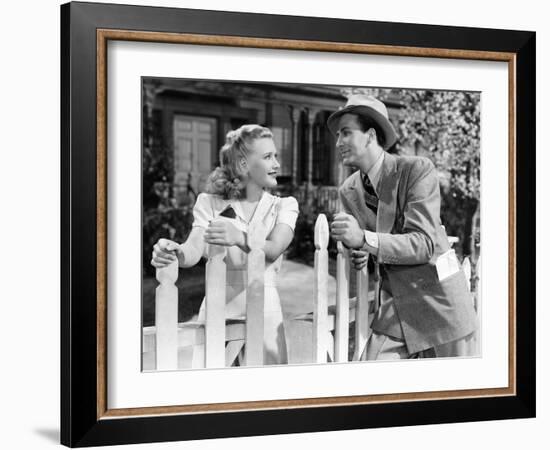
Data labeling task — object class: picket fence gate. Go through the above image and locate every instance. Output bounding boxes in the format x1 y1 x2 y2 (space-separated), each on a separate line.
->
142 214 480 370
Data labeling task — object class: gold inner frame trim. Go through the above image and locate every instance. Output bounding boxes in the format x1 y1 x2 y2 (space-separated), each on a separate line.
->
96 29 517 420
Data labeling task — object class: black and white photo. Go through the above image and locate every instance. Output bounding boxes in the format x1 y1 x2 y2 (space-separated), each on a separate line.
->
141 78 481 370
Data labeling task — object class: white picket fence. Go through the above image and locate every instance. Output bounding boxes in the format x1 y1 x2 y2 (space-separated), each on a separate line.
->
143 215 480 370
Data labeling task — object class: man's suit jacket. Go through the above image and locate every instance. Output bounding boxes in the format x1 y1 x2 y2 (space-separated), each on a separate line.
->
339 153 478 353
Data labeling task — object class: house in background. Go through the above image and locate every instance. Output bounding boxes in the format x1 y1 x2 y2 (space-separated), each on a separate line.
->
142 78 404 215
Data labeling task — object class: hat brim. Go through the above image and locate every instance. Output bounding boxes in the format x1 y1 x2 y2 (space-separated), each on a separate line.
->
327 105 397 150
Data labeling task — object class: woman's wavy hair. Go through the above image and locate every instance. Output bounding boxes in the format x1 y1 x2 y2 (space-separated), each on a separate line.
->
205 124 273 199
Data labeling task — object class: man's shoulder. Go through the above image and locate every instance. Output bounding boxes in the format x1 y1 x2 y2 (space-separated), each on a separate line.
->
394 154 434 168
394 154 435 176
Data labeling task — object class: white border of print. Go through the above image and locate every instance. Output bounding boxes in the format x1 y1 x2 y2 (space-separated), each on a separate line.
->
107 40 508 409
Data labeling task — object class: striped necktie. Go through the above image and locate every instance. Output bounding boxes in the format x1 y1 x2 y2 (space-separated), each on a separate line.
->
361 172 378 215
361 171 381 305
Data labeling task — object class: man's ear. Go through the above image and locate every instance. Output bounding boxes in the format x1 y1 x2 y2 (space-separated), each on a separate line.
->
367 128 377 142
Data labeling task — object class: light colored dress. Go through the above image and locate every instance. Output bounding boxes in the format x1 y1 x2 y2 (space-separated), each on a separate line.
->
191 191 299 366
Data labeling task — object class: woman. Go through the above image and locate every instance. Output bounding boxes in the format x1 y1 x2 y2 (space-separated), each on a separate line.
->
151 124 299 365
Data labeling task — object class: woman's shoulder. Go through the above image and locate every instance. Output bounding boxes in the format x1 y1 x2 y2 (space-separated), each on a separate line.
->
194 192 231 214
266 193 298 216
277 195 299 211
192 192 235 228
195 192 226 204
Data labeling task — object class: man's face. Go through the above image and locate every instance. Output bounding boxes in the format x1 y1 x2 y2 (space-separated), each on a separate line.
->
335 113 370 167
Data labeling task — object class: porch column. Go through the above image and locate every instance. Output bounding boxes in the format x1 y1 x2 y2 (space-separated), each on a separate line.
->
221 119 232 149
306 108 319 188
289 106 301 186
143 81 161 151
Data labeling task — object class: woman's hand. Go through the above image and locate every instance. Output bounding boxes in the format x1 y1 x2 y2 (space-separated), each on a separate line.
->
151 238 183 268
204 219 245 248
350 248 369 271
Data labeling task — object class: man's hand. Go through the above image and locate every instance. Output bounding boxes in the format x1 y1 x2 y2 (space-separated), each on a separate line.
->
330 212 365 249
204 219 245 247
350 248 369 270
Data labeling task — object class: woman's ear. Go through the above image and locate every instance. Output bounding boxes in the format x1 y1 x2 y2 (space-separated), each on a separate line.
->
239 158 248 172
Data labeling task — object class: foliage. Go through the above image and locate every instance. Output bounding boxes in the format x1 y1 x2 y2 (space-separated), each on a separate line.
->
397 89 480 257
142 102 196 274
142 183 195 276
396 90 480 201
143 107 172 210
342 87 481 256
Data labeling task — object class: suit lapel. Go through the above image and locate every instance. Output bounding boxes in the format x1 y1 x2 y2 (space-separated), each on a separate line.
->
376 153 399 233
341 172 376 230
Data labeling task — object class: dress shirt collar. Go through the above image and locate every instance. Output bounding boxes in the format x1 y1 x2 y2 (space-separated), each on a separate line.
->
364 151 384 196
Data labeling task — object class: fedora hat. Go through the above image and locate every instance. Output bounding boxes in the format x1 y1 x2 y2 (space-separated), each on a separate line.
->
327 94 397 150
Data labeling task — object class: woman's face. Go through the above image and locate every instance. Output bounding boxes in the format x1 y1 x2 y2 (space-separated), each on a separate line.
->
245 137 280 189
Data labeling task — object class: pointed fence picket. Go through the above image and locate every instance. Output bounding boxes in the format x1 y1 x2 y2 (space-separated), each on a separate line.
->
146 215 481 370
334 241 350 362
354 266 370 361
154 261 179 370
313 214 329 363
472 254 481 355
463 256 472 292
245 223 267 366
204 244 227 368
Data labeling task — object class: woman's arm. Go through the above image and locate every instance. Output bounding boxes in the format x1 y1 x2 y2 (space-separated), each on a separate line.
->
204 220 294 263
177 226 206 268
261 223 295 263
234 223 294 263
205 196 298 263
151 227 206 269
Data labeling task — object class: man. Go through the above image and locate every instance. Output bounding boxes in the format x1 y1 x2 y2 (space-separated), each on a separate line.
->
328 94 477 359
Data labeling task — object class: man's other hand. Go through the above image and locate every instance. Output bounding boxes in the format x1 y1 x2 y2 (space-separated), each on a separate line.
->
330 212 365 249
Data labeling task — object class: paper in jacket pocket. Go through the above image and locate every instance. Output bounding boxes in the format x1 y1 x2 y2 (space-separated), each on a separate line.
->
435 249 461 281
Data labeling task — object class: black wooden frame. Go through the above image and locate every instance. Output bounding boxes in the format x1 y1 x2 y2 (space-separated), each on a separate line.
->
61 1 535 447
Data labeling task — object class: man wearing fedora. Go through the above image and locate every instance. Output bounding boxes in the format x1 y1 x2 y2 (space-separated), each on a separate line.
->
328 94 478 359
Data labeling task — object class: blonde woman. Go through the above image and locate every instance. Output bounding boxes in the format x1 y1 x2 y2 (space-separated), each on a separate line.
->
152 124 299 365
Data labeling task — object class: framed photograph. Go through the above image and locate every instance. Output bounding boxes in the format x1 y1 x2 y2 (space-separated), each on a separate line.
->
61 1 535 447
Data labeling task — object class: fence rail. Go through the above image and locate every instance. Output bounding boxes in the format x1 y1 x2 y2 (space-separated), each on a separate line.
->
145 214 480 370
